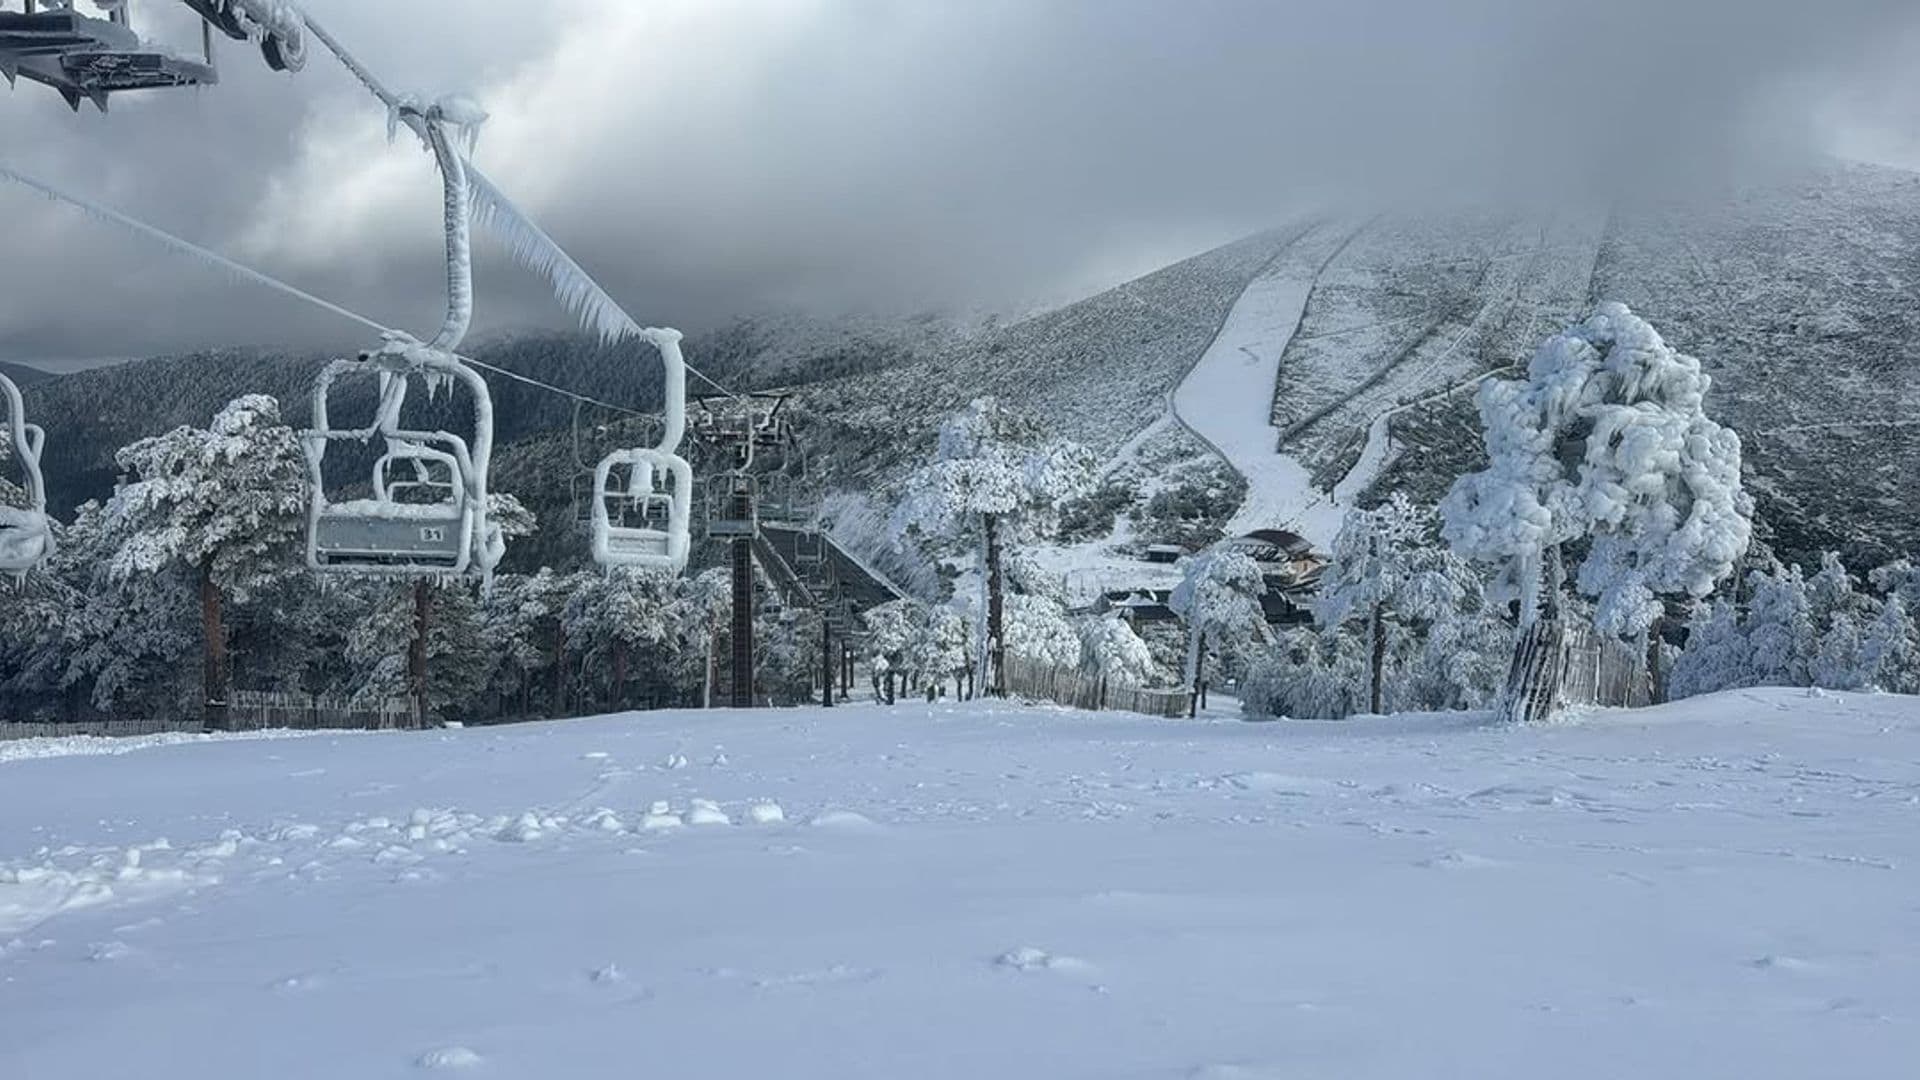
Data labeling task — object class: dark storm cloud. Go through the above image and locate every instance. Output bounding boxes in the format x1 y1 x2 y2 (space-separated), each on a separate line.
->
1 0 1916 362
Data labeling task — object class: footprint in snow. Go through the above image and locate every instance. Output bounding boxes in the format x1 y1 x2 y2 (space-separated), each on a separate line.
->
996 946 1099 982
1415 851 1501 870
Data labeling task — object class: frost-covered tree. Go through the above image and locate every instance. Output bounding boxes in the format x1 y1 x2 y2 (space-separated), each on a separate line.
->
1079 614 1159 687
1668 599 1751 700
1742 564 1814 688
562 569 680 711
862 598 922 703
1003 593 1083 670
909 602 973 700
1860 595 1920 695
892 399 1096 696
1442 304 1752 634
103 395 307 725
1241 627 1369 720
1169 548 1268 708
1317 494 1494 713
1442 304 1752 720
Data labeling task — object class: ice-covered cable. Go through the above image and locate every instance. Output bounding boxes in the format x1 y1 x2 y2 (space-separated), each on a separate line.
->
0 160 663 423
0 162 390 338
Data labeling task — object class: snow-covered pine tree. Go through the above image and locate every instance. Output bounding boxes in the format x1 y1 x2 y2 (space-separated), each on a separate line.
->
861 598 922 704
1441 304 1752 720
1860 595 1920 695
1668 598 1751 699
1317 494 1493 714
104 395 307 727
892 398 1096 696
1169 548 1267 714
1743 564 1814 688
1079 614 1159 688
561 568 679 711
909 602 972 701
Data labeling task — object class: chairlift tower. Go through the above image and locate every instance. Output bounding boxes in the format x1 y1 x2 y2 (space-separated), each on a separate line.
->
692 392 799 708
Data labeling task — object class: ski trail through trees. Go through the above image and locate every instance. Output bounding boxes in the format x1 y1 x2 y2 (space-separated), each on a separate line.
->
1172 222 1365 547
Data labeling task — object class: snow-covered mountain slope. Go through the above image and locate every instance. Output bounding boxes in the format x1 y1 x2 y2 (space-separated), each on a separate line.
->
1332 164 1920 567
3 691 1918 1078
792 228 1305 489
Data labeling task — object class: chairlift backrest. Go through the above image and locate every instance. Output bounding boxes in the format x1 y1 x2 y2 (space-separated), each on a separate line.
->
302 346 501 578
0 371 51 575
591 447 692 573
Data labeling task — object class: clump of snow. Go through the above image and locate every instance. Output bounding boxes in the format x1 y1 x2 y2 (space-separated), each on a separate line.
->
639 803 682 831
746 802 785 825
685 800 730 827
416 1047 484 1070
493 813 559 843
809 810 879 831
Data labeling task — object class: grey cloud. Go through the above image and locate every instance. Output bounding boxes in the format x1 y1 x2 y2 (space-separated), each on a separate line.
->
1 0 1916 362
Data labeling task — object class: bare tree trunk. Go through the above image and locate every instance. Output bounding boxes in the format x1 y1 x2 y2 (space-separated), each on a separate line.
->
552 620 568 717
410 580 430 725
613 637 629 711
1189 633 1205 719
1646 614 1667 706
1369 601 1386 715
821 618 834 707
200 558 229 731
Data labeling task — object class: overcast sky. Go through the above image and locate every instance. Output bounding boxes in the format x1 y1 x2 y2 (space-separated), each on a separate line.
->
3 0 1919 364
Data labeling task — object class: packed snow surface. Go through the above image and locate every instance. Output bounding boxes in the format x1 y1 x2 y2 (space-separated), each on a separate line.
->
4 691 1919 1077
1173 225 1356 547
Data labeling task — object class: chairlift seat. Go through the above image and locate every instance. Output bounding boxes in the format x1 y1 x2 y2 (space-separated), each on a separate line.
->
3 10 216 109
592 448 692 573
313 499 472 572
0 505 50 575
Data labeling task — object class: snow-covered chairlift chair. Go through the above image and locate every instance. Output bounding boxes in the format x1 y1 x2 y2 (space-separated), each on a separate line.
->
589 329 694 573
0 371 51 576
590 448 692 572
302 344 499 578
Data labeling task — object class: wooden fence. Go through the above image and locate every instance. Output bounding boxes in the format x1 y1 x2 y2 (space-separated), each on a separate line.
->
226 691 419 732
1 693 420 742
0 718 204 741
1002 655 1192 719
1502 617 1652 723
1560 623 1653 710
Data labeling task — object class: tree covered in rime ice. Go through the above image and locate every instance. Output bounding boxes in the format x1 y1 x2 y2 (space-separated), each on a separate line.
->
1238 498 1510 721
1079 614 1160 687
892 398 1096 695
1441 304 1752 637
102 396 308 718
1669 554 1920 698
1169 548 1267 691
1315 494 1504 713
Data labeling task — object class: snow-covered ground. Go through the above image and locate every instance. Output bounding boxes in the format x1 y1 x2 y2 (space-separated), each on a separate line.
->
5 691 1919 1077
1172 225 1359 547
